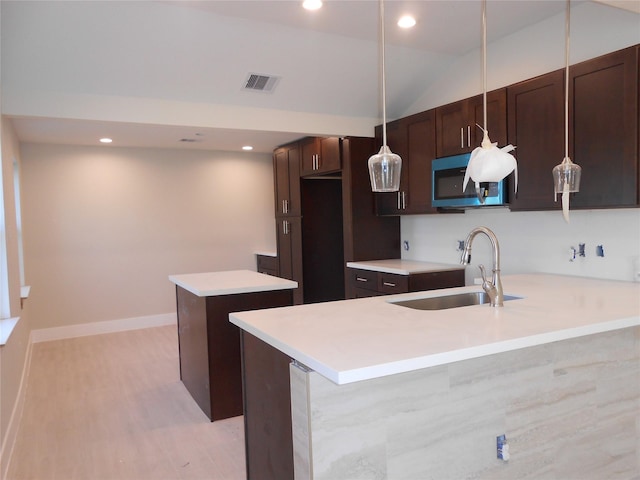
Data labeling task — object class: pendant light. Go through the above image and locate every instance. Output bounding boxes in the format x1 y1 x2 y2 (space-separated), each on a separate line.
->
552 0 581 223
368 0 402 192
462 0 517 202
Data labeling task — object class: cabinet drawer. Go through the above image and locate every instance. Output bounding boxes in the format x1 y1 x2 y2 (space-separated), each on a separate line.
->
349 269 378 292
377 273 409 294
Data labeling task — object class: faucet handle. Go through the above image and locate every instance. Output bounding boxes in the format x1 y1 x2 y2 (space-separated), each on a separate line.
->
478 264 489 283
478 265 498 304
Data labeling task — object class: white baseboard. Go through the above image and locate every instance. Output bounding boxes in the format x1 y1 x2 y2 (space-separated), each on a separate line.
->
31 312 177 343
0 336 33 480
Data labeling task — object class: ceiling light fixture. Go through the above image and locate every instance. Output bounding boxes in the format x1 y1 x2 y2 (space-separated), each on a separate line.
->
302 0 322 11
99 138 112 144
397 15 416 29
552 0 581 223
368 0 402 193
242 145 253 151
462 0 517 203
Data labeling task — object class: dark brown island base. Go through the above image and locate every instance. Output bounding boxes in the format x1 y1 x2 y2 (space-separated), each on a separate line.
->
169 270 297 421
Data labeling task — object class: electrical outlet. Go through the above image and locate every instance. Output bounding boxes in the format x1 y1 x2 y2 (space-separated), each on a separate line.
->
497 434 510 461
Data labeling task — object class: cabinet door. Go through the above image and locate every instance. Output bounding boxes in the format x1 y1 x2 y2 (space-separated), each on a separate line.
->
300 137 341 176
374 111 437 215
319 137 342 173
276 217 303 305
373 119 409 215
570 46 638 208
273 143 301 217
405 109 437 214
470 89 508 149
436 99 469 157
436 89 507 157
507 70 565 210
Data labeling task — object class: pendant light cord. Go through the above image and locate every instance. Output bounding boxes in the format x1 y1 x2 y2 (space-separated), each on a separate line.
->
380 0 388 148
564 0 570 160
482 0 487 132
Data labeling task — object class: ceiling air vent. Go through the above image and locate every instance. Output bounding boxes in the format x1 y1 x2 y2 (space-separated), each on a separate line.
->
243 73 280 93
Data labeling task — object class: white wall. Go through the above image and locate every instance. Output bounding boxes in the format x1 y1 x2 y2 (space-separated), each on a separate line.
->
402 208 640 285
0 118 32 477
20 143 276 330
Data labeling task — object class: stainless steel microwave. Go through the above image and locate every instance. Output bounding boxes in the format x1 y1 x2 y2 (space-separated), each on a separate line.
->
432 153 508 208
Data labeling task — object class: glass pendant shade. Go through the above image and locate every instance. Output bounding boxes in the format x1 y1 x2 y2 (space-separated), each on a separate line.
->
552 156 581 198
368 145 402 192
368 0 402 193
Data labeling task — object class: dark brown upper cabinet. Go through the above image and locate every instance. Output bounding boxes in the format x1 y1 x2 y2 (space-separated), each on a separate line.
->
569 46 638 208
373 109 438 215
299 137 342 177
435 89 507 158
273 142 301 217
507 70 565 210
508 45 638 211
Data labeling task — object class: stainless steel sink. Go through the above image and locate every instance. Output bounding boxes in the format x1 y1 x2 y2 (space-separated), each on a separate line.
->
389 291 522 311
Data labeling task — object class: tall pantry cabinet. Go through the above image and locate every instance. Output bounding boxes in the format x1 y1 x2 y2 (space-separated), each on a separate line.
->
273 142 304 304
272 136 400 305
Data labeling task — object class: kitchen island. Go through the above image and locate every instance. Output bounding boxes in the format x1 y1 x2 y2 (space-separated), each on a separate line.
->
168 270 296 421
230 273 640 479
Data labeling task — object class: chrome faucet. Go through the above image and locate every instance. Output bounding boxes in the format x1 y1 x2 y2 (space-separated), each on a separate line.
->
460 226 504 307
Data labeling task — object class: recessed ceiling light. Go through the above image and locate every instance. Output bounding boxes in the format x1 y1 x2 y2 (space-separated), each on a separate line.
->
397 15 416 29
99 138 113 144
302 0 322 11
242 145 254 151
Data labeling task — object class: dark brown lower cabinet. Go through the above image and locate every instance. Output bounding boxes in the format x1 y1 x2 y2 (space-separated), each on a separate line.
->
346 267 465 299
240 331 294 480
175 286 293 421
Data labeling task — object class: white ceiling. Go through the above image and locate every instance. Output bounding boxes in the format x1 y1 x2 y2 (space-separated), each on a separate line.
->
3 0 638 154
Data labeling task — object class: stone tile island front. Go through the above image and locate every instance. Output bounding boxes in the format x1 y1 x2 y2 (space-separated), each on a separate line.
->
230 273 640 479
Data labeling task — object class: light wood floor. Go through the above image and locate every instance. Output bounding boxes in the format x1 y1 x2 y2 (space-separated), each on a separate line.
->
7 325 246 480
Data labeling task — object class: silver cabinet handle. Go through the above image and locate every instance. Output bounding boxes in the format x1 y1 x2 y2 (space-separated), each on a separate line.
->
383 281 396 287
283 220 290 235
461 127 464 148
397 191 406 210
467 125 471 147
356 277 368 283
282 199 289 214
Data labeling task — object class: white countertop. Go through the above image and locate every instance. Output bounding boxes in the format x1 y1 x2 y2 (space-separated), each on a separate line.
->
346 259 465 275
255 251 277 257
169 270 297 297
229 274 640 385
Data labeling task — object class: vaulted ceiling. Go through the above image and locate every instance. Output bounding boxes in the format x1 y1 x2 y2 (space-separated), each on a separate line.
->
2 0 638 153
